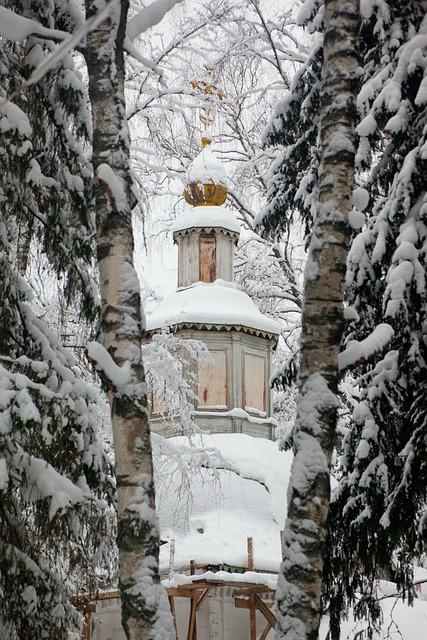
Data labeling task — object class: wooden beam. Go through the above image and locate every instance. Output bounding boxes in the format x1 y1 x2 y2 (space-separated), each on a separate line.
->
254 595 276 628
247 537 254 572
258 622 272 640
234 598 272 611
180 579 273 591
235 596 276 629
168 596 178 637
196 587 212 611
167 587 196 599
186 586 213 640
81 612 91 640
187 595 198 640
249 594 256 640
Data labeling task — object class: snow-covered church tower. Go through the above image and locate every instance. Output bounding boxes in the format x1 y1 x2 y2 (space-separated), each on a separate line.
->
145 135 280 439
87 85 290 640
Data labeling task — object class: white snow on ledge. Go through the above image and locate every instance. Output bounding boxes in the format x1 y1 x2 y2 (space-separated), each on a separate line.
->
171 205 240 235
193 407 277 426
163 570 278 590
145 281 280 335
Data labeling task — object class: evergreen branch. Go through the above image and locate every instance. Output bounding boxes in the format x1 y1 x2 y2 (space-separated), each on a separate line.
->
1 1 115 107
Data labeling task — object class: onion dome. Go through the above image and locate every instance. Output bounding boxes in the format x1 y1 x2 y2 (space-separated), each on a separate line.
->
184 145 228 207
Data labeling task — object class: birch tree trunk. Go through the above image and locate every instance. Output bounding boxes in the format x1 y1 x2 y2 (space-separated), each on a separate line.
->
275 2 360 639
84 3 174 639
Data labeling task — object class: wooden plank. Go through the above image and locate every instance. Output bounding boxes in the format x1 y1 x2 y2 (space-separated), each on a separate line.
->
167 587 196 598
190 578 273 591
234 598 272 610
187 594 198 640
196 587 212 611
258 622 272 640
254 594 276 628
249 594 256 640
185 587 213 640
233 587 274 595
199 235 216 283
168 596 178 637
81 613 91 640
198 350 227 406
244 354 266 412
235 597 250 609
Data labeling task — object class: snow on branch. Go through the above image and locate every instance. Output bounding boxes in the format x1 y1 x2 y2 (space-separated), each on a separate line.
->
87 341 131 390
1 1 114 104
338 323 394 372
18 450 91 520
126 0 185 42
96 163 128 212
0 6 68 42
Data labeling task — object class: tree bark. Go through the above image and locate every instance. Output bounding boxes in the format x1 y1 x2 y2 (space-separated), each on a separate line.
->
84 3 174 639
275 2 360 639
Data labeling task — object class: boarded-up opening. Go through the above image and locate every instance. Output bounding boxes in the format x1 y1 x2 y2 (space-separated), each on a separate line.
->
199 235 216 282
198 350 227 407
244 354 266 412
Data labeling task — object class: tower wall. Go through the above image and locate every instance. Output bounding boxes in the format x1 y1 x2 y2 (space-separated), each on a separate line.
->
176 228 236 287
149 329 276 440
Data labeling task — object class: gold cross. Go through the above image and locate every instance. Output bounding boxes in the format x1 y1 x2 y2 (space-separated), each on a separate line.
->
191 67 225 148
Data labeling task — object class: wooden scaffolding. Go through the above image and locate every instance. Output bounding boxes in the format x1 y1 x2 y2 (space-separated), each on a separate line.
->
74 536 278 640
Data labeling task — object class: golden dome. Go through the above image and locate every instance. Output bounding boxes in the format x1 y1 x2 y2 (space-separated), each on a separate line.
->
184 145 228 207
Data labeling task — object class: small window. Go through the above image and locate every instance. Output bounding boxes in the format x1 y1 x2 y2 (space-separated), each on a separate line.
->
199 235 216 282
198 351 227 407
243 353 266 413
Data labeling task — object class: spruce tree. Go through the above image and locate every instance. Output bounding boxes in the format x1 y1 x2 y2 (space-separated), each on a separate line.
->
326 2 427 637
0 2 115 637
261 1 427 637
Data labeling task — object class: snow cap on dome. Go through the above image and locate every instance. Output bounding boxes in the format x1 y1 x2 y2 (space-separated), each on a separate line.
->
184 146 228 207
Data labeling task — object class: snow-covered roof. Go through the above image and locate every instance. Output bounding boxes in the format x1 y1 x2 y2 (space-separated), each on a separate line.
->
187 146 227 188
157 433 293 573
145 281 280 336
171 205 240 235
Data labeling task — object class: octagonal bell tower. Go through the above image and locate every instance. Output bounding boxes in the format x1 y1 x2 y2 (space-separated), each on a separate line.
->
145 77 279 439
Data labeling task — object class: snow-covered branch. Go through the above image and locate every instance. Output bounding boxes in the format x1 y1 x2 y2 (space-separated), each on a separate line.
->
338 324 394 372
127 0 185 41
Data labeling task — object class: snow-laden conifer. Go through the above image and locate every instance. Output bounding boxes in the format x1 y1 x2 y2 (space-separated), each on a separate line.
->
0 1 115 636
326 3 427 637
261 1 427 637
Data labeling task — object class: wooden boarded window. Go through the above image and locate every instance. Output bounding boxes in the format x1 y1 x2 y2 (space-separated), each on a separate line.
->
244 354 266 412
198 351 227 407
199 235 216 282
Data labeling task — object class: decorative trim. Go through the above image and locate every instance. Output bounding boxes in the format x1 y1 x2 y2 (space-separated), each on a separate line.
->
173 226 239 241
145 322 279 342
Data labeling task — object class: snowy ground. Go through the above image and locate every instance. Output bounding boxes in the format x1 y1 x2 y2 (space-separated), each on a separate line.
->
156 433 427 639
157 433 292 573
